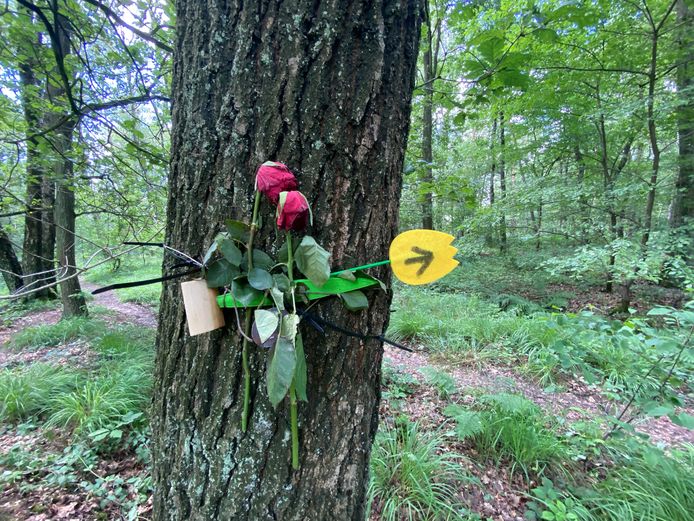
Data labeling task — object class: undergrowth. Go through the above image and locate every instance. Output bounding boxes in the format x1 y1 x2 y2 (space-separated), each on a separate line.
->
444 393 570 480
367 417 476 521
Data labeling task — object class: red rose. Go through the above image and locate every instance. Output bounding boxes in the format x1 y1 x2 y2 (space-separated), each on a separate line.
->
255 161 298 205
276 191 312 232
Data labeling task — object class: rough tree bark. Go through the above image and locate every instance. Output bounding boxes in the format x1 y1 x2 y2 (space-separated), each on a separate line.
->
152 2 421 520
19 22 56 300
0 227 23 292
47 7 87 318
420 0 435 230
670 0 693 228
498 111 507 253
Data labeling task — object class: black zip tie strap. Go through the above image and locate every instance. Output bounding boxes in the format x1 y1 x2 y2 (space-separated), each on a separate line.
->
91 268 200 295
299 310 412 353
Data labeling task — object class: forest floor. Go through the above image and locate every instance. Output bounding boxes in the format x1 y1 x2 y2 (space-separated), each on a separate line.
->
0 260 692 520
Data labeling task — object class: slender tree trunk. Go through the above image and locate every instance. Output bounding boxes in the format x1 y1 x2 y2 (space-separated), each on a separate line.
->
0 227 23 292
670 0 694 228
420 2 434 229
46 9 87 318
536 202 542 251
53 118 87 318
152 2 421 520
487 117 496 246
19 36 56 300
498 111 507 253
641 31 661 247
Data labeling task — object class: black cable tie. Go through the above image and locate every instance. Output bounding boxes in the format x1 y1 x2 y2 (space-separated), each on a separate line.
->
123 241 165 247
91 268 200 295
299 310 412 353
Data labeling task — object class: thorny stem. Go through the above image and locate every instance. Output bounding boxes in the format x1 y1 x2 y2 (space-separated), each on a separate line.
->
286 231 300 469
241 190 262 432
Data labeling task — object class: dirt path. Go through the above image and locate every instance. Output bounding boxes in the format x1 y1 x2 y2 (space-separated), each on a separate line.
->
81 282 157 328
0 282 157 369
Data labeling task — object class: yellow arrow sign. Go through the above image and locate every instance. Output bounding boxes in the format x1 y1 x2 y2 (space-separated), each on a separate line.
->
389 230 459 285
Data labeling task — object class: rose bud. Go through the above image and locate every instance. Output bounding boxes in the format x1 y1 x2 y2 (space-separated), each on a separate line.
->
276 191 312 232
255 161 298 205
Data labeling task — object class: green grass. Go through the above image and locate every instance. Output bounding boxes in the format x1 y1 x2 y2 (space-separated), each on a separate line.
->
85 254 163 307
527 447 694 521
0 364 80 421
581 446 694 521
10 317 107 350
445 394 571 480
1 323 154 438
389 286 692 408
367 417 474 521
0 298 60 326
387 287 556 366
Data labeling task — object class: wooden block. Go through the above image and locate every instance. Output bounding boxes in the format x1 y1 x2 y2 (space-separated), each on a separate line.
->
181 279 225 336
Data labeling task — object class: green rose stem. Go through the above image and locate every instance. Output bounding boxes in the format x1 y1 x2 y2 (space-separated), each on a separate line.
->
241 190 262 432
286 231 300 470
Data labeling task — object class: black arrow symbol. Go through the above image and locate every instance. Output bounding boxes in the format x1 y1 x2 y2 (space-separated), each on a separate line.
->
404 246 434 276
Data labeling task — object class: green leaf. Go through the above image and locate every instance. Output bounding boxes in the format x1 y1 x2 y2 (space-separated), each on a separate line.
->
249 249 274 270
231 279 262 305
337 271 356 282
202 241 218 266
294 332 308 402
280 313 300 339
670 413 694 429
219 239 242 266
645 405 674 417
270 287 285 311
534 28 559 43
273 273 291 292
254 309 279 344
225 219 250 242
453 112 467 127
109 429 123 439
340 290 369 311
206 259 238 288
267 337 296 408
248 268 273 290
295 236 331 287
647 307 673 316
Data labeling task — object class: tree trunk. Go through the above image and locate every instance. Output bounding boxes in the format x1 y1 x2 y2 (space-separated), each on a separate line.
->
151 2 421 520
19 32 56 300
670 0 694 228
498 111 507 253
420 2 434 229
47 9 87 318
641 30 661 247
0 227 23 293
53 117 87 318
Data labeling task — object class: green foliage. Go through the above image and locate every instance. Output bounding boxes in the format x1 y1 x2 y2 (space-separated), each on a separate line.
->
1 324 153 441
0 364 79 421
445 394 570 479
381 361 419 408
367 418 473 521
0 439 152 518
581 446 694 521
85 255 163 307
10 317 106 350
0 299 60 327
419 366 457 399
526 447 694 521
